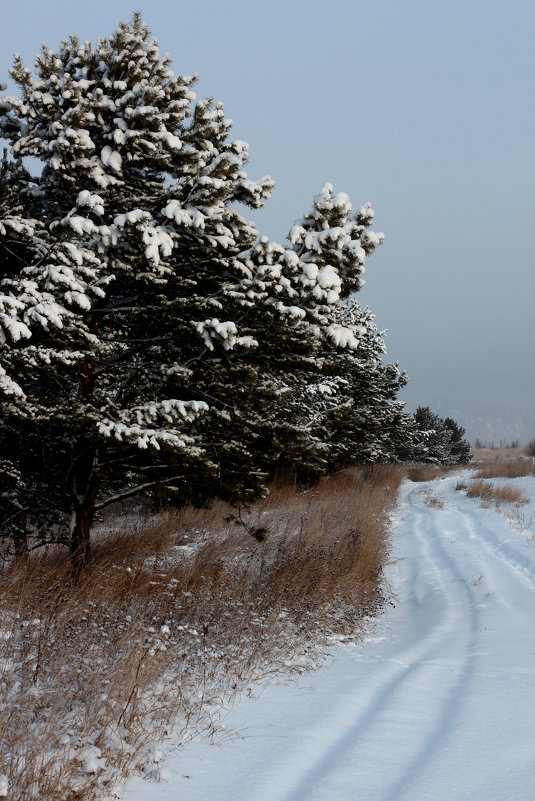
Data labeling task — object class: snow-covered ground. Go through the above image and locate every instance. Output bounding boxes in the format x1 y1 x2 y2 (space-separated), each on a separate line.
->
123 472 535 801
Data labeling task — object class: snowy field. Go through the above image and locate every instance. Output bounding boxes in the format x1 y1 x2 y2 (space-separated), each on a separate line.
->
122 471 535 801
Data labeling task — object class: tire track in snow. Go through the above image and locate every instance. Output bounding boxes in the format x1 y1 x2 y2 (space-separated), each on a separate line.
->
277 484 480 801
379 490 480 801
123 475 535 801
456 496 535 592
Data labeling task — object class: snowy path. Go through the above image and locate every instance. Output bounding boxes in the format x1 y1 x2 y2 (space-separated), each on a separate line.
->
123 475 535 801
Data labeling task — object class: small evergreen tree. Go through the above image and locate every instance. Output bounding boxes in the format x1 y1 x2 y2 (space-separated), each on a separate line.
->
442 417 471 464
397 406 471 464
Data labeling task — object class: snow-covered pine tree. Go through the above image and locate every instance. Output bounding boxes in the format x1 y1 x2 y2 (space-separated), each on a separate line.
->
442 417 471 464
0 15 410 571
396 406 470 464
0 153 45 557
0 15 275 572
317 301 411 468
396 406 447 463
237 184 407 477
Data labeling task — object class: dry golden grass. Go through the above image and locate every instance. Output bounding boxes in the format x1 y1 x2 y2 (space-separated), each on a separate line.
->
406 465 455 482
471 445 524 461
456 478 530 506
472 460 533 479
419 488 445 509
471 444 526 460
0 464 404 801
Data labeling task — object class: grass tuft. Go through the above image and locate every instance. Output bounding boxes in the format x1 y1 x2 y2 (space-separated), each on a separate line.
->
456 478 530 506
525 439 535 458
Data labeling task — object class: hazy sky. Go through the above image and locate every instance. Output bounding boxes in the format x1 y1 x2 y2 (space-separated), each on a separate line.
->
1 0 534 423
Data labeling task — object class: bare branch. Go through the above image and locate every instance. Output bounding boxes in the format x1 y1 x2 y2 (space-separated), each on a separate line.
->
94 476 186 511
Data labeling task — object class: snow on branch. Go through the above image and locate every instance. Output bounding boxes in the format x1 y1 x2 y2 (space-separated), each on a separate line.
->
0 364 25 398
195 318 258 351
97 399 208 451
325 323 366 349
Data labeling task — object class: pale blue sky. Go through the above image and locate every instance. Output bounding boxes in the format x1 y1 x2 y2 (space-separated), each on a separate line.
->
2 0 534 433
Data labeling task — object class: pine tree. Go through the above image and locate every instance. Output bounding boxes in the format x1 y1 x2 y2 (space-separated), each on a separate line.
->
0 16 410 571
239 184 406 476
396 406 471 464
319 302 410 468
442 417 471 464
0 15 274 572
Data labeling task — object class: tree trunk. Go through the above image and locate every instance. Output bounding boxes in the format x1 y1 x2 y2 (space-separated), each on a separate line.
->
13 515 28 560
70 500 94 579
69 447 99 580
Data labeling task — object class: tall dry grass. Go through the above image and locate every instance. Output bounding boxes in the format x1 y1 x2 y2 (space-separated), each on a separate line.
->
406 465 456 482
455 478 530 506
472 460 533 479
468 443 534 480
0 464 403 801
